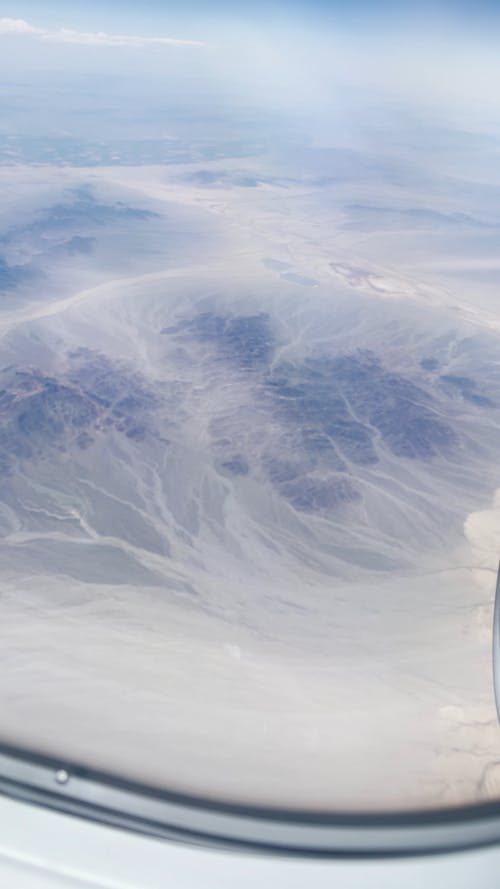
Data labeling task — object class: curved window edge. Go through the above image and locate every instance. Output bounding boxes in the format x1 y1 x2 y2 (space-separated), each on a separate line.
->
1 743 500 858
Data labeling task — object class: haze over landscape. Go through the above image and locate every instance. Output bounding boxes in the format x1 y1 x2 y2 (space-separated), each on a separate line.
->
2 1 500 812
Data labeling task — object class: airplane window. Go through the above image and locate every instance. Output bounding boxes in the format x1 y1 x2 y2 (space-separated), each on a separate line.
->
1 1 500 849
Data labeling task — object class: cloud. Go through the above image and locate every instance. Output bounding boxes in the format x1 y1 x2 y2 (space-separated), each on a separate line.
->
0 17 41 34
0 17 206 48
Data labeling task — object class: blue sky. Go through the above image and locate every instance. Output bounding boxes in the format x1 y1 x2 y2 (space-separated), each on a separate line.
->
4 0 500 35
2 0 500 57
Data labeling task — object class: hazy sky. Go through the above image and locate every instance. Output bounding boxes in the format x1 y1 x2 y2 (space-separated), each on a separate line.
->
2 0 500 118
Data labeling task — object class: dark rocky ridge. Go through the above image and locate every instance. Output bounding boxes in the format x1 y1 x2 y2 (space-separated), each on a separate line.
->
161 311 477 512
0 311 495 521
162 312 274 370
0 353 160 474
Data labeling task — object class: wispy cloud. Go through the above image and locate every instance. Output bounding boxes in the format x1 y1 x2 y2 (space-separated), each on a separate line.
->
0 17 206 48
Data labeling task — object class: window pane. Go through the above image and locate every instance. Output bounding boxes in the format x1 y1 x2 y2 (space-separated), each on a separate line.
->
1 2 500 812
